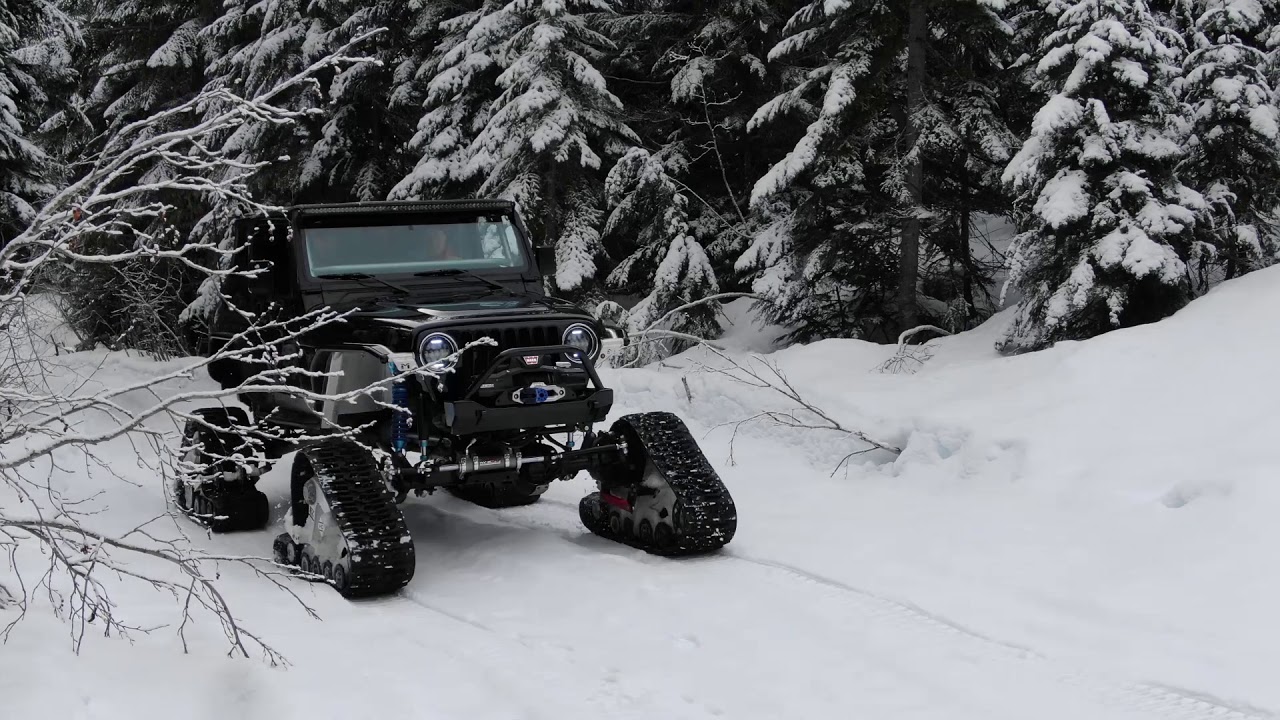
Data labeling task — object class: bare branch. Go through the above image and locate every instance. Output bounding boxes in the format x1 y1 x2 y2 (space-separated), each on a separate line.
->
677 342 903 465
0 27 390 663
876 324 953 375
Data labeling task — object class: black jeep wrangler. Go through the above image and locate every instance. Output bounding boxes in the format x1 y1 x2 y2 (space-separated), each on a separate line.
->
175 200 736 597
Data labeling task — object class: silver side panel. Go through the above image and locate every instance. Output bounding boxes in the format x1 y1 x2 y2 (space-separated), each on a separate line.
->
321 350 388 424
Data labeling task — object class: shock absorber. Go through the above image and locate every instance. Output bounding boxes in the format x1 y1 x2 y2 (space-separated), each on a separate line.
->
388 362 411 453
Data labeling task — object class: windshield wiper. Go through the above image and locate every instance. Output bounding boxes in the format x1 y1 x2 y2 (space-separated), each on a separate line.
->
412 268 559 309
413 268 511 294
316 272 410 295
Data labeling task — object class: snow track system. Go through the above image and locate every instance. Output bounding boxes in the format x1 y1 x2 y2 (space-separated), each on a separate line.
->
173 406 736 599
273 439 416 598
579 412 738 556
172 408 270 533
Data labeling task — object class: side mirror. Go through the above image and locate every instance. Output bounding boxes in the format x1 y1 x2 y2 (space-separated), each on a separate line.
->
234 215 289 295
534 245 556 275
244 238 275 296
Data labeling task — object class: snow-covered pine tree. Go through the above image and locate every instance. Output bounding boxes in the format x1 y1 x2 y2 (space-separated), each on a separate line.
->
602 0 798 270
602 147 720 360
46 1 229 354
1176 0 1280 285
63 0 225 251
296 0 418 202
0 0 60 242
738 0 903 342
909 1 1020 331
454 0 641 298
200 0 316 203
999 0 1203 354
389 0 507 202
83 0 215 144
199 0 417 205
7 0 85 163
741 0 1013 342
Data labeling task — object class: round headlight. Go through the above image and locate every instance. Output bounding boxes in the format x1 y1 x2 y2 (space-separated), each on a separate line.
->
562 323 599 364
417 332 459 371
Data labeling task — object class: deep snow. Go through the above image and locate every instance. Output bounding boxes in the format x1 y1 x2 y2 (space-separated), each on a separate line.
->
2 269 1278 719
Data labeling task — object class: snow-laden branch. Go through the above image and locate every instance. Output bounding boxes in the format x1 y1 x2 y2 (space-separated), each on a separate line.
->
662 341 902 471
0 28 391 661
640 292 765 337
604 292 767 368
876 324 953 375
0 27 387 302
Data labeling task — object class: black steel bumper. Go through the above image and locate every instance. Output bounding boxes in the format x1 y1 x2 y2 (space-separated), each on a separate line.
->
443 344 614 434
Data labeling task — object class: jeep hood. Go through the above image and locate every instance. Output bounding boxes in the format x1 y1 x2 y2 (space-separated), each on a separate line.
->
348 295 592 330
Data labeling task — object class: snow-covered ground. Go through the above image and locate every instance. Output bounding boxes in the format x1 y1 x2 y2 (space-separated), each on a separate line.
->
3 269 1278 719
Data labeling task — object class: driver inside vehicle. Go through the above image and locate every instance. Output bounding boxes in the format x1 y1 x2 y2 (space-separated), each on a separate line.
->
425 226 462 261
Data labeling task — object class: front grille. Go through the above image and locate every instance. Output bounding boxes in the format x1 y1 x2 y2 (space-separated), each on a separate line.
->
449 323 566 388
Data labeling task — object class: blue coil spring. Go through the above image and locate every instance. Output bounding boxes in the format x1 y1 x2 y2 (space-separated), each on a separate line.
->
390 378 410 452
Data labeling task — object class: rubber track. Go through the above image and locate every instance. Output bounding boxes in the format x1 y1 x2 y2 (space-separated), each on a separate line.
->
580 411 737 555
300 439 415 597
188 487 269 533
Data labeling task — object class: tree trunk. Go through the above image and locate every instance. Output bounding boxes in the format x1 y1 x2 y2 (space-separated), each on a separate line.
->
541 162 561 294
960 209 974 312
542 161 560 243
898 0 928 330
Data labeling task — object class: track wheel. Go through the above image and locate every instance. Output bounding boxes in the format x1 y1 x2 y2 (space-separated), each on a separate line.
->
283 438 415 598
172 407 269 533
579 412 737 556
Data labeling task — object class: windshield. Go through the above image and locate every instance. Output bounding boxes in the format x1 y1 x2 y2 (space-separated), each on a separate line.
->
303 216 528 278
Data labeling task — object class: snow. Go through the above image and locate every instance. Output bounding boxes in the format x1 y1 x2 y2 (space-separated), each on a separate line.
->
1003 94 1083 187
5 268 1280 718
1093 223 1186 282
1035 169 1090 228
1248 103 1279 139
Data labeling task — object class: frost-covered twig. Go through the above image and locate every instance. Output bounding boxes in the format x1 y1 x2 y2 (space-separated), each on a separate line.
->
608 292 764 368
684 345 901 469
875 324 952 375
0 29 391 662
640 292 763 337
0 515 308 664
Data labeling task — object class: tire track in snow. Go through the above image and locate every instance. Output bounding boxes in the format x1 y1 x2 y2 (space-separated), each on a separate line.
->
721 550 1276 720
423 498 1275 720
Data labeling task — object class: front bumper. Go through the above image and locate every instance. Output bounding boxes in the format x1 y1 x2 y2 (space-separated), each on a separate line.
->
443 344 614 434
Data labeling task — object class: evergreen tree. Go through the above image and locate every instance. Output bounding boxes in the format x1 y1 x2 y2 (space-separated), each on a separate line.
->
83 0 216 145
602 146 720 356
69 0 221 239
999 0 1202 354
299 0 419 201
740 0 908 341
1 0 83 242
11 0 85 162
741 0 1013 342
450 0 641 297
1177 0 1280 285
390 0 505 201
200 0 417 205
0 0 69 242
603 0 797 270
911 1 1021 331
200 0 315 203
